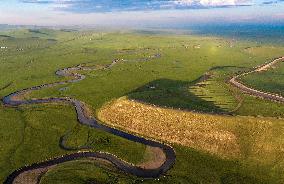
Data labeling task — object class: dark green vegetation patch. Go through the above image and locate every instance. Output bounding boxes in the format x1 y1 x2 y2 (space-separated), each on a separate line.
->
0 29 284 183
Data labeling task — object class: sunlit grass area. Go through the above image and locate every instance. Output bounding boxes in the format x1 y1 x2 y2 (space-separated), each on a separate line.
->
0 103 146 183
1 29 284 183
98 97 284 183
241 61 284 96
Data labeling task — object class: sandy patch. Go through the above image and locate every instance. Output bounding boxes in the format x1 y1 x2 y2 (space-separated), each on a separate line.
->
10 91 30 102
13 166 53 184
138 146 166 169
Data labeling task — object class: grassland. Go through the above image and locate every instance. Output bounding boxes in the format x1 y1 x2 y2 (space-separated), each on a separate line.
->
238 46 284 97
99 97 284 183
0 28 284 183
241 61 284 97
0 103 146 182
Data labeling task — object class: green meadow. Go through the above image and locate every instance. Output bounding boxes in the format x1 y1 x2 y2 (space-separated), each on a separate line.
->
241 63 284 97
0 29 284 183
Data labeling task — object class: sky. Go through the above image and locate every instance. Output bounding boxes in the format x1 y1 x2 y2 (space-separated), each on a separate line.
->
0 0 284 27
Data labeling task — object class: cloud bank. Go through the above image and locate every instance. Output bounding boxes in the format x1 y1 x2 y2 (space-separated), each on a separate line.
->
20 0 254 12
174 0 251 7
0 0 281 26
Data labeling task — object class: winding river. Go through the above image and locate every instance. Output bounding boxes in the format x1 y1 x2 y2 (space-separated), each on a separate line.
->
3 55 284 183
2 60 175 184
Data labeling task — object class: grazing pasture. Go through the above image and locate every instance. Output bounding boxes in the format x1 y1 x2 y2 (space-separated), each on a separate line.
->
241 61 284 97
0 29 284 183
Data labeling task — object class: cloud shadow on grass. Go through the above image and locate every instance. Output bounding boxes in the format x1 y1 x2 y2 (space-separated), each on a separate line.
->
127 78 229 114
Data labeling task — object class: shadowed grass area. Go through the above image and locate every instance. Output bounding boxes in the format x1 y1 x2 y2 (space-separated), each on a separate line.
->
98 97 284 183
39 145 276 184
189 66 243 112
40 159 140 184
1 29 284 183
128 78 228 114
187 66 284 117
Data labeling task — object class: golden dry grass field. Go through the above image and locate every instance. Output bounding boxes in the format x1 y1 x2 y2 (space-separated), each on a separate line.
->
98 97 284 162
1 28 284 183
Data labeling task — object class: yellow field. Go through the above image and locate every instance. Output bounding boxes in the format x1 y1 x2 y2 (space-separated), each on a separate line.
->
98 97 284 161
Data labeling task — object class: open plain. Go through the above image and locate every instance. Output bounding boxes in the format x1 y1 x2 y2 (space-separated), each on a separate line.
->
0 28 284 184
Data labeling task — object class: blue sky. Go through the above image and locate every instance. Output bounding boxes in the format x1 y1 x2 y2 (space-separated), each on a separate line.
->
0 0 284 27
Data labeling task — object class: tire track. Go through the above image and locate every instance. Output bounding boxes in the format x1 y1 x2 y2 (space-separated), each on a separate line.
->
229 57 284 104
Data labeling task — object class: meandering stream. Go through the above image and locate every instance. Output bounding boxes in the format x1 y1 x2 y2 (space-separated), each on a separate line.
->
3 59 175 184
3 55 284 183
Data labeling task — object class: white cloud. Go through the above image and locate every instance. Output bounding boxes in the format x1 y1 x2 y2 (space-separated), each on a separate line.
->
173 0 252 7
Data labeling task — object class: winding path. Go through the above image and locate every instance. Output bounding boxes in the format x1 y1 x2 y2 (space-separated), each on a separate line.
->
2 60 175 184
4 53 283 183
229 57 284 103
